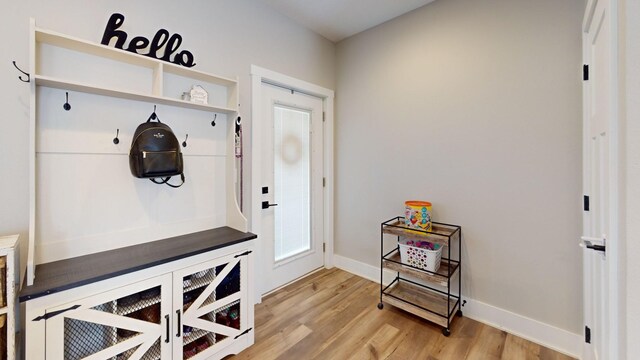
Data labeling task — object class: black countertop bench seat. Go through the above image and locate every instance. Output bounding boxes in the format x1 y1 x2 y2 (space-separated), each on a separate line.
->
20 227 257 302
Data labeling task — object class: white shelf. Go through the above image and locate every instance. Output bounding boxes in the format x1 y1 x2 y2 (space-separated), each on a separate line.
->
35 27 238 88
34 75 237 114
162 61 237 87
115 296 162 316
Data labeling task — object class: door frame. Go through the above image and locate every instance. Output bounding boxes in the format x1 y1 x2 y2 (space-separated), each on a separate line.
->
582 0 621 358
250 65 335 303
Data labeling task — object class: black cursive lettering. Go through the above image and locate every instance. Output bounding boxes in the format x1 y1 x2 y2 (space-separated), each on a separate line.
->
101 13 127 48
173 51 196 68
101 13 197 68
126 36 149 53
148 29 169 59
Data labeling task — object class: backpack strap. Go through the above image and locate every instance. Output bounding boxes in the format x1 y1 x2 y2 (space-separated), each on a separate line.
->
149 173 185 188
149 177 170 185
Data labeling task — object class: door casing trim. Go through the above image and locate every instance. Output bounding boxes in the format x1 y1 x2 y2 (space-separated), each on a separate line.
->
250 65 335 303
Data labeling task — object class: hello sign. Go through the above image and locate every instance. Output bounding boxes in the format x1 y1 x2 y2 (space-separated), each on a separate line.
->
101 13 196 68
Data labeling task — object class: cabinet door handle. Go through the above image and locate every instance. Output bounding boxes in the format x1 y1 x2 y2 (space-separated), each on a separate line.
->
165 314 170 343
176 310 181 337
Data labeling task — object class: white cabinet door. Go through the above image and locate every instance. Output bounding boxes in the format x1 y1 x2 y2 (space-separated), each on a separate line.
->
45 275 173 360
173 252 249 360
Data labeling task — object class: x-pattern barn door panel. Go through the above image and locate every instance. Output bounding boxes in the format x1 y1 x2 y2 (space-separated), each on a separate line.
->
46 275 172 360
173 254 247 359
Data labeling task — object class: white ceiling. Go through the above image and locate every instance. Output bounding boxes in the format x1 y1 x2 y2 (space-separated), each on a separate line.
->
259 0 437 42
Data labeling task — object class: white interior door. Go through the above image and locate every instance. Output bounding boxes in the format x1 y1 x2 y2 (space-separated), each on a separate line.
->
582 0 618 358
260 83 324 293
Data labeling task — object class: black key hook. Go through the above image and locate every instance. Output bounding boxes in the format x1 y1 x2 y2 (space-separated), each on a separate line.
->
63 92 71 111
113 129 120 145
12 61 30 83
147 105 161 122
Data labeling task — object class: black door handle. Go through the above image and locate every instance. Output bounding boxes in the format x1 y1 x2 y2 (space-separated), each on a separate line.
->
262 201 278 209
165 314 170 343
585 240 606 252
176 309 181 337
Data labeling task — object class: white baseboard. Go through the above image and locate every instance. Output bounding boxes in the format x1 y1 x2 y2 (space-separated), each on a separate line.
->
333 254 582 359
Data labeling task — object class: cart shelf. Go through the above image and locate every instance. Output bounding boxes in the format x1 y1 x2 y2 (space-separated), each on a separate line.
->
382 279 459 328
381 218 460 247
382 250 459 287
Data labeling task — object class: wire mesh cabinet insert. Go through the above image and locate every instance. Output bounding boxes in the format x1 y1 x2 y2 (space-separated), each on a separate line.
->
173 252 249 359
45 275 172 359
37 249 253 360
378 217 464 336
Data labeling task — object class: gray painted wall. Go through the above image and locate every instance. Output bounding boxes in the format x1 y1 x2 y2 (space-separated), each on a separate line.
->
335 0 584 333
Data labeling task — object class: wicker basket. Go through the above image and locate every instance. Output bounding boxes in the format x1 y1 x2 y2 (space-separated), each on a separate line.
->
398 238 442 272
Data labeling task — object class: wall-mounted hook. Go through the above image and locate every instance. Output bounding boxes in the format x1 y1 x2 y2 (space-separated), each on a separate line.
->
182 134 188 148
113 129 120 145
148 105 161 122
12 61 30 83
211 114 217 127
63 92 71 111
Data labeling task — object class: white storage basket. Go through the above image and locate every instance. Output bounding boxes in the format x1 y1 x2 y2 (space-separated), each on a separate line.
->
398 238 443 272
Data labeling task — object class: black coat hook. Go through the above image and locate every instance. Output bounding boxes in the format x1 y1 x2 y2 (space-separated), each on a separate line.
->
148 105 161 122
113 129 120 145
63 92 71 111
182 134 188 148
12 61 30 83
211 114 217 127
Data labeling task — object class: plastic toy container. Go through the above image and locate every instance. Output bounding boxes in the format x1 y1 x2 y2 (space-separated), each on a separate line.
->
398 238 442 272
404 201 432 232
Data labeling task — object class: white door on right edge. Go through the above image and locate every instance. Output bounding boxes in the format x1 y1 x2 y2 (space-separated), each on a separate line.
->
582 0 617 359
260 83 324 294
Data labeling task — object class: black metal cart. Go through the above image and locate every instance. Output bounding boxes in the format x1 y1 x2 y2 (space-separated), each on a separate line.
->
377 217 465 336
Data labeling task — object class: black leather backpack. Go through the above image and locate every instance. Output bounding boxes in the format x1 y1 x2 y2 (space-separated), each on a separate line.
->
129 111 185 188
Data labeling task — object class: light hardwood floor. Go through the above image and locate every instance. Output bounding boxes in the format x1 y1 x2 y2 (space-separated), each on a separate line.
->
229 268 575 360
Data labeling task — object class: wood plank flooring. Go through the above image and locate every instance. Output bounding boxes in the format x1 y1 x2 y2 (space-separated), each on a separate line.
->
228 268 575 360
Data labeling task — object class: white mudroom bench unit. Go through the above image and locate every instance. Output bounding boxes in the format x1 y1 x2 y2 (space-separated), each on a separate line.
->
20 227 256 360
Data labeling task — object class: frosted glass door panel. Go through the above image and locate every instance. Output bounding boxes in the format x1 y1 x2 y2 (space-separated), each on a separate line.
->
273 106 311 262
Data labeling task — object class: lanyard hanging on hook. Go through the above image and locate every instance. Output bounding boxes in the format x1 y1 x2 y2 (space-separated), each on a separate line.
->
235 115 243 211
234 116 242 158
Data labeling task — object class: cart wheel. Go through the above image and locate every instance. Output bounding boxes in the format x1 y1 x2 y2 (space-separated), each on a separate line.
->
456 309 463 317
442 328 451 337
377 303 384 310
